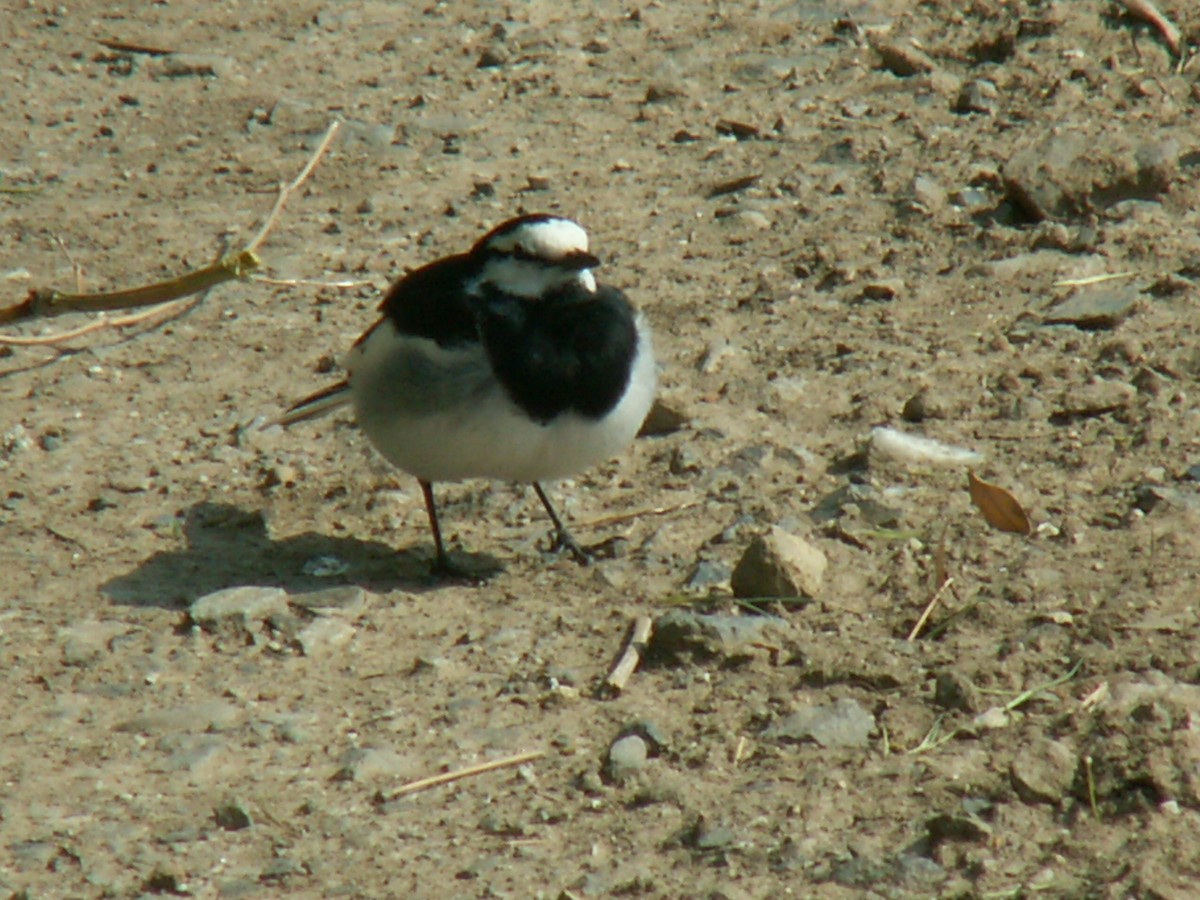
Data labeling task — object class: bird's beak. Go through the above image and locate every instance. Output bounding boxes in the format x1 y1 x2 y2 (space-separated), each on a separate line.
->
563 251 601 271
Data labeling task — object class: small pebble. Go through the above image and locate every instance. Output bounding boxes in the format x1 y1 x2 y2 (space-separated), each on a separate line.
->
731 526 827 599
606 735 649 784
954 79 999 115
763 698 875 748
189 586 290 634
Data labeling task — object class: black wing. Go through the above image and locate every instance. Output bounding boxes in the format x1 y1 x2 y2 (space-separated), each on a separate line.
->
376 252 483 348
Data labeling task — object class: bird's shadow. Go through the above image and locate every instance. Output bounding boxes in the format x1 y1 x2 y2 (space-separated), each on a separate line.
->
102 501 498 609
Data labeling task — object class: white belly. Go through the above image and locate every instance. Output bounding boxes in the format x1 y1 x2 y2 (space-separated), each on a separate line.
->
347 319 656 484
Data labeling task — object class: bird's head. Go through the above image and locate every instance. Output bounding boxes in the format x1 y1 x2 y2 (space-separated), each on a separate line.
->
472 214 600 298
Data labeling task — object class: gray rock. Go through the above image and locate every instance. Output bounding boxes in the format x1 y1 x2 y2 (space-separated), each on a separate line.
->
60 621 130 667
1053 378 1136 421
260 857 305 882
684 816 737 851
901 387 949 423
574 769 605 795
158 734 225 773
648 608 789 664
763 698 875 748
1003 126 1180 220
1044 287 1139 330
117 701 241 734
289 586 370 617
870 36 936 76
933 672 979 712
1010 738 1077 805
148 53 237 79
189 586 289 634
910 175 947 214
1 423 34 458
296 617 355 657
731 527 826 599
954 79 999 114
606 735 649 784
214 800 254 831
301 555 350 578
830 854 892 888
810 483 902 527
856 278 904 302
333 747 418 782
619 721 669 755
927 811 992 845
1135 483 1200 515
684 559 731 591
669 444 704 476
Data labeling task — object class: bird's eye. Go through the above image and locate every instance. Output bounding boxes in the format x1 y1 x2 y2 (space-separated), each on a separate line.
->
510 246 536 262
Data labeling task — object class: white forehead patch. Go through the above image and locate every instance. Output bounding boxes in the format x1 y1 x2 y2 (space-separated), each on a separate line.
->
490 218 590 261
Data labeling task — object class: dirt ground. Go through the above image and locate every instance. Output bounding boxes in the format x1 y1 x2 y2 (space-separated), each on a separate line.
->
4 1 1200 897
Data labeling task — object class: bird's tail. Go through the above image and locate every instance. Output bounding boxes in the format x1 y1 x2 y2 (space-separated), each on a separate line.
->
273 380 353 427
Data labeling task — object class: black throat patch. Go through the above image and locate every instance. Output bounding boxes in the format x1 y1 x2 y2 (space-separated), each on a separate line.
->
477 282 639 424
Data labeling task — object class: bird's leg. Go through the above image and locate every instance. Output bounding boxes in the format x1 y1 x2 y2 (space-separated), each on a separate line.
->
419 480 503 580
532 482 590 565
419 479 453 575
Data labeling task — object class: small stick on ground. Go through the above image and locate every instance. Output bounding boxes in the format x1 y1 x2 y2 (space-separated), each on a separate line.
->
0 297 198 346
576 499 701 531
1120 0 1182 57
602 615 654 695
246 120 341 255
380 749 545 801
96 37 175 56
250 275 374 289
907 577 954 642
1 250 261 325
731 735 747 767
0 120 341 332
1084 755 1100 817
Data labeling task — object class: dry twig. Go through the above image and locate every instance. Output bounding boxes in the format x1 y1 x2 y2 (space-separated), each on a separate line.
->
0 298 198 346
1120 0 1182 57
0 250 261 326
907 577 955 642
577 498 701 531
380 749 546 801
246 121 341 255
0 120 342 340
602 616 654 694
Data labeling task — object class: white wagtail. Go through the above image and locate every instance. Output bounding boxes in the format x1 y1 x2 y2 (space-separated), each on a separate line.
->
277 214 657 574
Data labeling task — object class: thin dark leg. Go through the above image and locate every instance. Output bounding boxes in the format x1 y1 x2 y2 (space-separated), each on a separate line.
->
419 479 450 572
532 482 590 565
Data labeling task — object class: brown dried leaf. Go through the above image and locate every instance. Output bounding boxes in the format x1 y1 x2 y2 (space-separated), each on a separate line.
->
968 470 1032 535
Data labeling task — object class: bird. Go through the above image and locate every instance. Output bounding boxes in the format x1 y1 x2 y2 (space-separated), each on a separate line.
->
276 213 657 575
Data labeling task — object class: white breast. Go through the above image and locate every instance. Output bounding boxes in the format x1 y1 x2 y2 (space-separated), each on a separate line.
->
347 317 656 484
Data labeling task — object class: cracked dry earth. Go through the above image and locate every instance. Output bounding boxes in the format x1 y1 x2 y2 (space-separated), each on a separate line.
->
5 1 1200 898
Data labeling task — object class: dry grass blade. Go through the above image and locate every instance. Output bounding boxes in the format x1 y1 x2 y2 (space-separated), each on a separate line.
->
1 119 341 333
0 298 198 346
96 37 175 56
246 120 341 254
379 750 546 801
576 498 700 531
1 250 260 325
968 470 1032 535
907 577 955 642
909 661 1082 754
1119 0 1182 56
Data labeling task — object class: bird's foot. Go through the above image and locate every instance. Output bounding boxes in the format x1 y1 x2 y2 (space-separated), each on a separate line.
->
548 527 592 566
429 549 504 581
